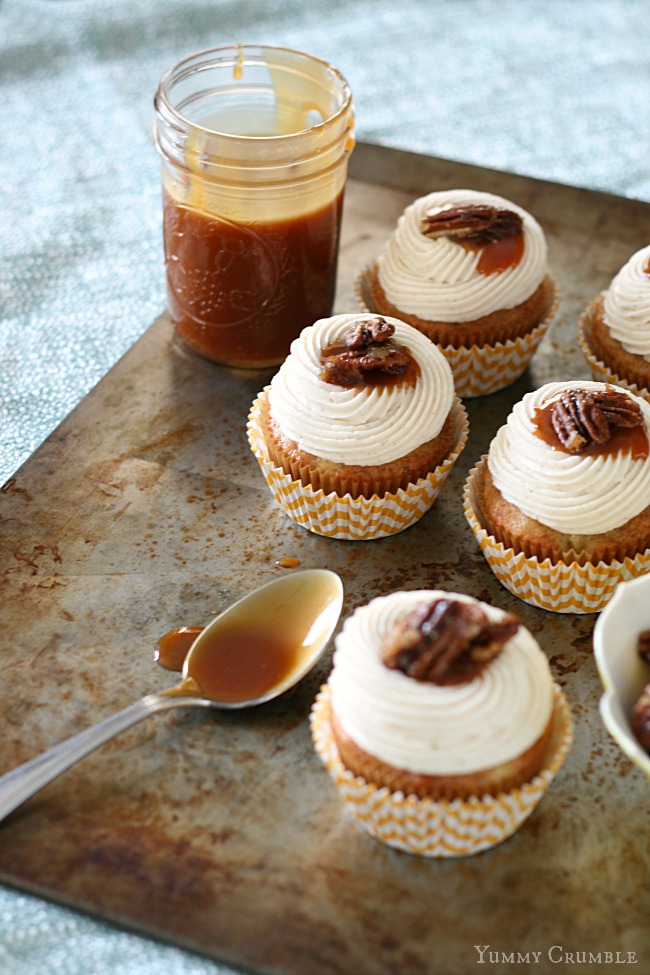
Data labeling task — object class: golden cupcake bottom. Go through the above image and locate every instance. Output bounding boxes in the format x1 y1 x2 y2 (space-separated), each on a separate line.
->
311 683 573 858
364 269 555 347
247 389 468 540
356 264 558 397
579 298 650 402
478 459 650 566
330 705 554 801
464 456 650 613
255 387 458 498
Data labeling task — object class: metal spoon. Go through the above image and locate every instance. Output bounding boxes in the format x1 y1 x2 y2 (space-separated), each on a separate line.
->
0 569 343 823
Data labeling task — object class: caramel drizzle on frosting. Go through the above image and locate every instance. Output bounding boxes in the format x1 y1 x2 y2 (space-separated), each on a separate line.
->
419 203 525 275
533 387 648 459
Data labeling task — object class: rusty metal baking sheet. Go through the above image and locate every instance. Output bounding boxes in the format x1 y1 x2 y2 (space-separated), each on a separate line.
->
1 142 649 975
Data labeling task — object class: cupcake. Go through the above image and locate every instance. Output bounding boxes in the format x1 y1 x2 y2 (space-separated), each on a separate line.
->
310 590 572 857
356 189 558 396
464 380 650 612
247 313 468 539
579 243 650 400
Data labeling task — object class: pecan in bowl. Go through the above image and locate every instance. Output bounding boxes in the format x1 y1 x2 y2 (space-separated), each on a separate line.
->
593 574 650 779
631 682 650 752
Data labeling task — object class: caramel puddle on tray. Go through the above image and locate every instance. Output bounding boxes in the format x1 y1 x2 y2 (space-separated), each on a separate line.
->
155 626 203 672
275 556 301 568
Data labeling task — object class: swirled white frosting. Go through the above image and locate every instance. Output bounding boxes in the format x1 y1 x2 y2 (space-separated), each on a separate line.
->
328 590 553 775
487 380 650 535
267 313 454 465
603 244 650 361
376 189 548 322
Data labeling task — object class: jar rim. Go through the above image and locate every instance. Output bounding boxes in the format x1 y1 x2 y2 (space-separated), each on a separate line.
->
154 43 353 143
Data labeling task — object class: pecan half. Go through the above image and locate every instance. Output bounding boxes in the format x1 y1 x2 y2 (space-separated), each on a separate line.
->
345 316 395 348
320 316 412 387
632 682 650 752
638 630 650 664
381 597 519 685
420 204 523 244
550 387 643 453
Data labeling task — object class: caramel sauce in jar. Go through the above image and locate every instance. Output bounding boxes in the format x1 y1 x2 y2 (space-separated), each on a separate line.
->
164 192 343 367
533 401 649 459
155 45 354 368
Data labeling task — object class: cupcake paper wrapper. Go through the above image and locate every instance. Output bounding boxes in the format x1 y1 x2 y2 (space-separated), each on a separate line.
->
578 307 650 404
463 457 650 613
247 393 468 540
310 683 573 858
355 263 559 398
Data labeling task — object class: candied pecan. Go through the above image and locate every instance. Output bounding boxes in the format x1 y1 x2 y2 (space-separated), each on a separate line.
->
420 204 523 244
638 630 650 664
345 317 395 349
631 682 650 752
550 387 643 453
321 354 363 387
381 597 519 685
320 316 411 387
353 343 411 373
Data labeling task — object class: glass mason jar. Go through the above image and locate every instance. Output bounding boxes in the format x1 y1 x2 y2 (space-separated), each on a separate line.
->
154 45 355 368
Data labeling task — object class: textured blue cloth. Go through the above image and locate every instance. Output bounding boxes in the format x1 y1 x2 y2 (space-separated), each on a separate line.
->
1 1 649 971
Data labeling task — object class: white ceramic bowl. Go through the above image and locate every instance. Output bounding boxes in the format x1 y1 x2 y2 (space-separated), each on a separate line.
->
593 575 650 780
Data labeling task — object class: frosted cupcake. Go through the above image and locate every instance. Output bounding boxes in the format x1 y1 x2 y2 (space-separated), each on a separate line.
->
356 189 558 396
579 243 650 400
464 380 650 612
248 314 468 539
310 590 572 857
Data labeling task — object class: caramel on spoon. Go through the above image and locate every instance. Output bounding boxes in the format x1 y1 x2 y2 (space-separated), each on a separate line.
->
0 569 343 823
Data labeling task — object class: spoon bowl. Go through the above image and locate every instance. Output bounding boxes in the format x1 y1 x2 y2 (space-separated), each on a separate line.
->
0 569 344 823
177 568 344 707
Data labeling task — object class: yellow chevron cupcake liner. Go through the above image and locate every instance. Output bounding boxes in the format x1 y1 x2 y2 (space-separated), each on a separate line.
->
463 457 650 613
310 683 573 858
247 393 468 540
355 263 558 398
578 307 650 404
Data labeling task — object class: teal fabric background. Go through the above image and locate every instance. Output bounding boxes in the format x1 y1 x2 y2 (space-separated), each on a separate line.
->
1 1 648 971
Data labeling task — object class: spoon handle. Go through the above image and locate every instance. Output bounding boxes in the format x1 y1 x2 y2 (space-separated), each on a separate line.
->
0 691 206 823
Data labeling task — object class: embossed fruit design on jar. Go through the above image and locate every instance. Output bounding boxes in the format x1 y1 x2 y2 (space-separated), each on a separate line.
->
154 45 354 368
